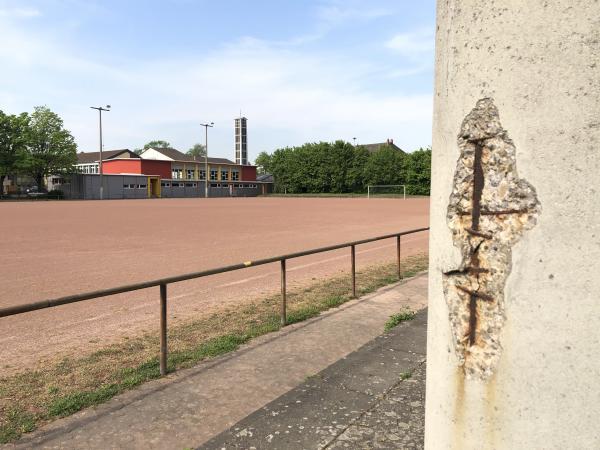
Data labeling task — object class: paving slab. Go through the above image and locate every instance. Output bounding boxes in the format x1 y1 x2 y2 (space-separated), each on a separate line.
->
201 309 427 449
9 273 428 450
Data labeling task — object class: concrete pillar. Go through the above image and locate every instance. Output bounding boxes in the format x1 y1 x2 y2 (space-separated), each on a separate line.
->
425 1 599 449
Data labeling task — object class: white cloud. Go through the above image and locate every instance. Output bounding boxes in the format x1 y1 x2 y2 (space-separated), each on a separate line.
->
386 28 434 55
0 13 433 159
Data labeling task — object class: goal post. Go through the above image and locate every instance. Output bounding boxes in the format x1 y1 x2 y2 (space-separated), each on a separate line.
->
367 185 406 199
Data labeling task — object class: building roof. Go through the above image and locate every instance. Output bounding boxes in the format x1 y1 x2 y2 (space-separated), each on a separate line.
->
257 173 274 183
76 149 139 164
361 139 405 154
142 147 237 165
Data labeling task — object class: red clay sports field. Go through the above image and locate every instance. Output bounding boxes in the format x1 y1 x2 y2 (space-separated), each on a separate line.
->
0 197 429 373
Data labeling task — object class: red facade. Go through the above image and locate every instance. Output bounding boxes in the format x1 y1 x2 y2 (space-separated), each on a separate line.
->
141 160 172 179
102 159 142 174
241 166 257 181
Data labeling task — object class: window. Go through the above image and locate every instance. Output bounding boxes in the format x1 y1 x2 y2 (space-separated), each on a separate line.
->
232 171 239 181
82 164 98 174
84 164 99 174
161 182 171 188
200 170 206 180
187 169 195 180
138 184 147 189
123 184 135 189
172 168 182 179
173 182 184 188
221 170 229 181
210 183 219 188
185 182 198 188
210 169 218 181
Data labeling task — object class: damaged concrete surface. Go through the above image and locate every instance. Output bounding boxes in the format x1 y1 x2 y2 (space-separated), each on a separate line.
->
427 1 599 447
443 98 541 380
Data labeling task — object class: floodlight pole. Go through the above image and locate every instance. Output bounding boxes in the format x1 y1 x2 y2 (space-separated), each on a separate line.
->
90 105 111 200
200 122 214 198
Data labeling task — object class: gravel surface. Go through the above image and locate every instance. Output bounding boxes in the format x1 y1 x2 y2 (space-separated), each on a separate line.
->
0 197 429 373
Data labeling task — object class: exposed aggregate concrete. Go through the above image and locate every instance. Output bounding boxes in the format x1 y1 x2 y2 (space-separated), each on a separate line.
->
443 98 541 380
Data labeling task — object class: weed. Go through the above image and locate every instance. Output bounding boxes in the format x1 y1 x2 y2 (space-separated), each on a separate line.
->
400 371 413 380
384 309 416 332
0 407 36 443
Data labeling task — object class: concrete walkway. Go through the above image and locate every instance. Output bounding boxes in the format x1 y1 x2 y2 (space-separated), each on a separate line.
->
11 273 428 450
203 310 427 449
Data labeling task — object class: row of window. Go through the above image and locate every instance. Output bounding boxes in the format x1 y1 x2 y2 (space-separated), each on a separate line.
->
159 182 257 189
161 182 198 188
79 164 99 174
171 169 239 181
123 184 147 189
76 164 241 181
210 183 258 189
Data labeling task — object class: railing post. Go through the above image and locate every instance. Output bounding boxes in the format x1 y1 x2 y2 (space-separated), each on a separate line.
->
280 259 287 326
396 235 402 280
159 283 167 376
351 245 356 298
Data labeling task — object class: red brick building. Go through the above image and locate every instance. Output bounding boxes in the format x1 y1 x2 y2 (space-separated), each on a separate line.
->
72 147 265 199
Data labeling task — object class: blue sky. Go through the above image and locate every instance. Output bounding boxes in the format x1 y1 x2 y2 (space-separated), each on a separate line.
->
0 0 435 161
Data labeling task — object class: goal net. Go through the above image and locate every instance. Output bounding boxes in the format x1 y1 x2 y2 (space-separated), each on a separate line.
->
367 185 406 199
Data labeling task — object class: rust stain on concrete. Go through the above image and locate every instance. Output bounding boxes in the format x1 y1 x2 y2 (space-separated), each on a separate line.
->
444 98 541 380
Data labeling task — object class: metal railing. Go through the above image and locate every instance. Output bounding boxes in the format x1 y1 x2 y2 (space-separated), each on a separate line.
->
0 227 429 376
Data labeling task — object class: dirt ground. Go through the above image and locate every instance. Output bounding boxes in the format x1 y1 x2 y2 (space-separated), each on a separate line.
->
0 197 429 373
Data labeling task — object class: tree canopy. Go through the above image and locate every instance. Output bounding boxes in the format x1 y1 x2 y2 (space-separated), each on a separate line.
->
21 106 78 188
135 140 171 154
0 110 30 192
254 151 273 175
186 143 206 157
256 142 431 195
0 106 77 191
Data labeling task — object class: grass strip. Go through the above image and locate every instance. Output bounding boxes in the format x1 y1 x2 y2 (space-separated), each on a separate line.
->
263 193 427 199
0 254 427 443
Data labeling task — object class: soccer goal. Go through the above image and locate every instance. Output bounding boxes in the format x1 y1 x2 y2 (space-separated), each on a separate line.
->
367 185 406 199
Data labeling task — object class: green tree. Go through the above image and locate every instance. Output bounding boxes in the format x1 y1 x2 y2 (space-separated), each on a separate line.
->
265 140 429 195
135 140 171 154
0 110 30 196
404 147 431 195
327 140 355 193
346 145 370 192
20 106 77 189
186 143 206 158
363 145 406 187
254 151 273 175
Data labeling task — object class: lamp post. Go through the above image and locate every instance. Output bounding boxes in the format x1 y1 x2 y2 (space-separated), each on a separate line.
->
200 122 214 198
90 105 111 200
352 137 357 147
